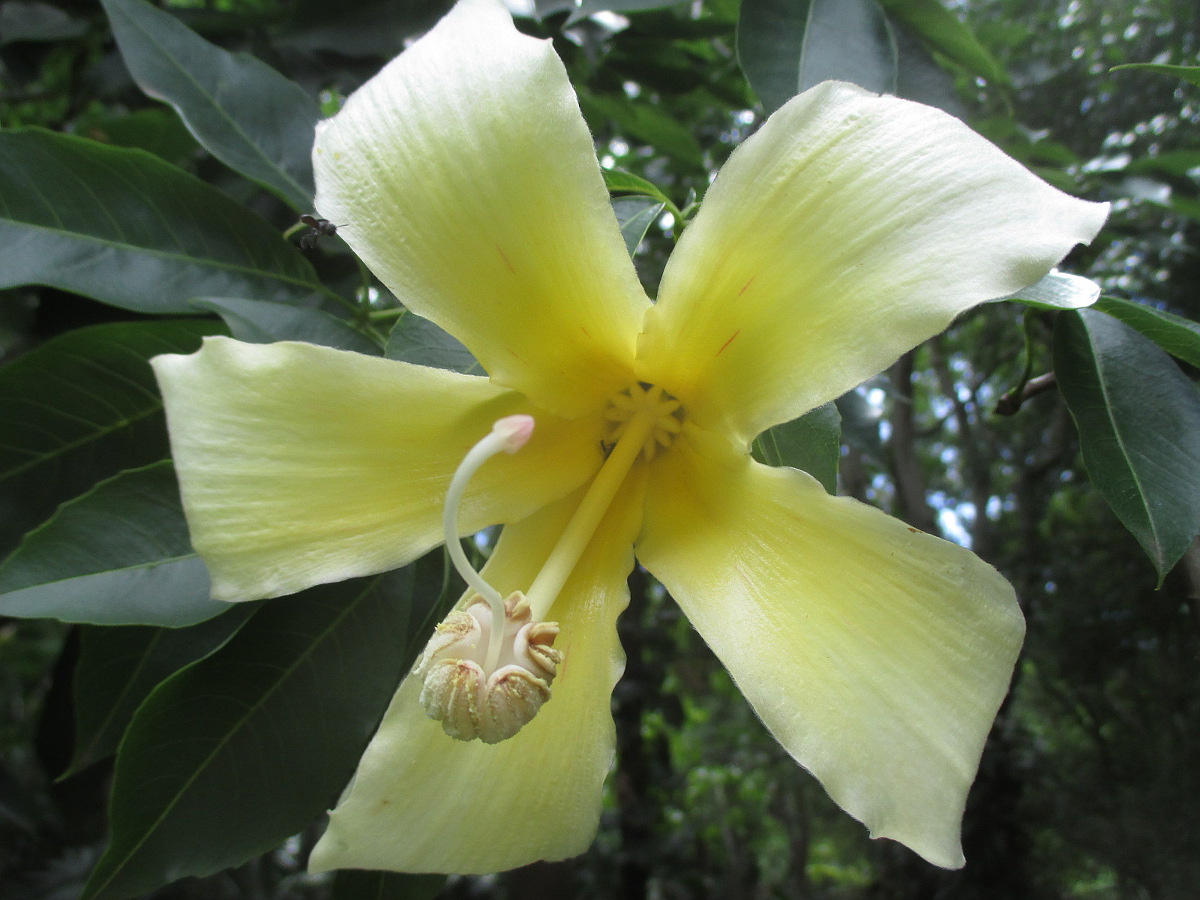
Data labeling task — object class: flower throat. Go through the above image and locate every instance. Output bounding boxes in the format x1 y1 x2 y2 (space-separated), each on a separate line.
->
416 384 684 743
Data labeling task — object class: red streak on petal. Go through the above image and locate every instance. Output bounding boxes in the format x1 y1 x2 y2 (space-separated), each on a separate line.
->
716 329 741 356
737 275 757 296
496 245 515 273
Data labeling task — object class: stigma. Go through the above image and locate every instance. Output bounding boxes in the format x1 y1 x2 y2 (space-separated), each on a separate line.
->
415 592 563 744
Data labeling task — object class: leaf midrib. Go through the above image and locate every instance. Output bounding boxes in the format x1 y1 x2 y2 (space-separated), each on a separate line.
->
1080 321 1162 559
112 2 310 209
86 577 380 899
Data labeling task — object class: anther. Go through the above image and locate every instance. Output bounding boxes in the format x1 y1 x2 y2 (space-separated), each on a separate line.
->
415 593 563 744
421 415 564 743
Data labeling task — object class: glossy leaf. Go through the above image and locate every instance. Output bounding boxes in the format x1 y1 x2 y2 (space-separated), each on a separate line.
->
752 401 841 493
737 0 896 114
0 129 322 313
612 196 665 256
192 297 381 354
0 462 227 627
1095 296 1200 368
1005 269 1102 311
1054 309 1200 583
0 320 221 558
877 0 1008 85
82 569 425 900
385 312 482 375
65 607 256 777
102 0 319 210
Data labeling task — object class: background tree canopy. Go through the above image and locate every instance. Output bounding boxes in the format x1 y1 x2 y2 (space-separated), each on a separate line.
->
0 0 1197 898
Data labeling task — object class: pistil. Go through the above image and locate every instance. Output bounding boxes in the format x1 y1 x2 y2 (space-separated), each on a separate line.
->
525 384 681 620
442 414 534 671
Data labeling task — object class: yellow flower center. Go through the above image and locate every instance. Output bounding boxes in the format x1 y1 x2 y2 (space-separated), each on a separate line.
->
601 382 684 462
420 388 686 743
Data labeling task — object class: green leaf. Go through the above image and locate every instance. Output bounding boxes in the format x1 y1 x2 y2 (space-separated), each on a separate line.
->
80 107 201 164
582 94 704 170
386 312 482 375
82 568 430 900
0 1 88 44
1124 149 1200 179
1054 309 1200 583
0 462 228 627
0 129 322 313
1094 297 1200 369
612 196 665 256
101 0 319 210
737 0 896 114
332 871 447 900
889 18 966 117
65 607 255 778
0 319 221 558
192 297 381 354
1111 63 1200 88
602 168 673 207
752 402 841 493
1005 269 1102 311
877 0 1008 86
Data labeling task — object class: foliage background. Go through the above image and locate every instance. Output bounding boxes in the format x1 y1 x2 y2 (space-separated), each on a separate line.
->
1 0 1198 898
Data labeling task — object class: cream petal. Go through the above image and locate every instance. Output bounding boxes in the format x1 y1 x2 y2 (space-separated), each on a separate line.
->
313 0 648 417
637 81 1108 444
636 428 1024 868
309 468 647 874
152 337 601 602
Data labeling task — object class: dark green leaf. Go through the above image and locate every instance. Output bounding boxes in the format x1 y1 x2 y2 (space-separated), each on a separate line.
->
1054 309 1200 583
612 196 665 256
83 569 425 900
0 1 87 43
65 607 256 778
1111 63 1200 88
0 462 227 627
737 0 896 114
1005 269 1102 311
193 297 381 354
891 18 966 117
276 0 447 57
80 108 201 164
877 0 1008 85
752 402 841 493
333 871 447 900
0 129 322 313
386 313 482 375
0 320 221 558
101 0 319 210
1094 297 1200 368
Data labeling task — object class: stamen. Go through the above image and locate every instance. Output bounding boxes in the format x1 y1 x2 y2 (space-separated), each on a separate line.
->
442 415 534 672
524 404 659 620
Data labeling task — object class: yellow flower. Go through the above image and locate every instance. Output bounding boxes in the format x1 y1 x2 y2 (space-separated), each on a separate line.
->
151 0 1107 877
